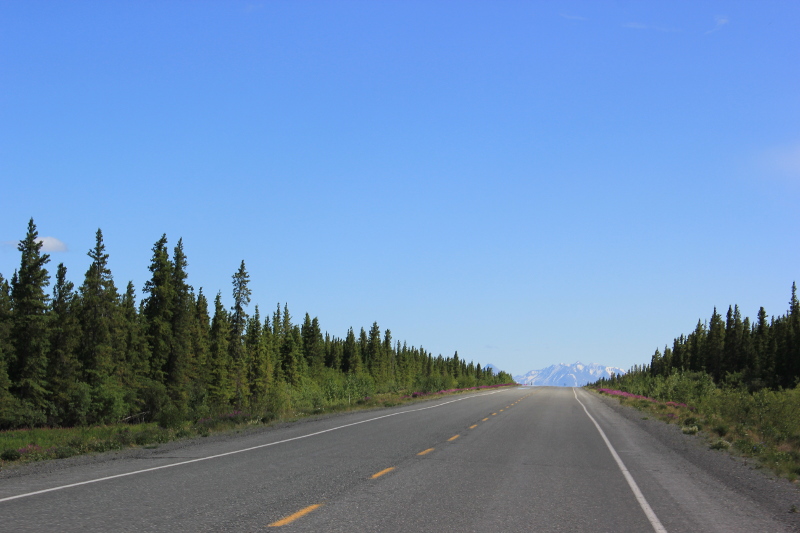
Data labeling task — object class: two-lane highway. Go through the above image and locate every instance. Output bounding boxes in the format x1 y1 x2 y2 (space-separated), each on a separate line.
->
0 387 795 532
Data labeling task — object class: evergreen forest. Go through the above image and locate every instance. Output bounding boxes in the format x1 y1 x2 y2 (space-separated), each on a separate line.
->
0 219 512 430
620 284 800 391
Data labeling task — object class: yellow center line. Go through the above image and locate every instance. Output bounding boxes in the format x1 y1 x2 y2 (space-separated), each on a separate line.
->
499 409 504 412
371 467 396 479
469 424 478 429
482 417 489 421
268 504 323 527
417 448 435 456
448 434 460 441
492 413 497 416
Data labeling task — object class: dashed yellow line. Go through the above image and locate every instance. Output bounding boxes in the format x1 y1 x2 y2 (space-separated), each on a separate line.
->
268 504 323 527
269 390 538 527
371 467 396 479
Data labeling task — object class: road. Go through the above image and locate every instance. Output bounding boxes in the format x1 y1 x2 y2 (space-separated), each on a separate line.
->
0 387 796 532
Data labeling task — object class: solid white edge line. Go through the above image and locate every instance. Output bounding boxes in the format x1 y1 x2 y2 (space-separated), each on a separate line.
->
573 387 668 533
0 389 507 504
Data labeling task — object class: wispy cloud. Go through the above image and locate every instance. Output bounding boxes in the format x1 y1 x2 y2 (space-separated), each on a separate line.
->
560 13 588 22
243 3 264 14
761 141 800 181
705 15 729 34
0 237 68 253
623 22 681 33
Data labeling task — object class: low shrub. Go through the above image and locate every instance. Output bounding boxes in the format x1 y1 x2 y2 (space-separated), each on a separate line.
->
1 448 21 461
713 424 729 437
53 446 77 459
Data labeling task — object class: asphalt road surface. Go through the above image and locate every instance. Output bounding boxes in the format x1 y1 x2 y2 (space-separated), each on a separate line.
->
1 387 797 532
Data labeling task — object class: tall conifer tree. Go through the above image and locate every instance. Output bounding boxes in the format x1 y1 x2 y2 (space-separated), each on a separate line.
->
142 235 174 384
246 306 271 406
167 238 192 409
78 229 120 385
0 274 17 425
208 292 232 405
10 219 51 416
706 308 726 381
120 281 150 392
229 261 251 407
301 314 324 372
78 229 130 423
342 327 361 374
48 263 82 423
190 288 211 404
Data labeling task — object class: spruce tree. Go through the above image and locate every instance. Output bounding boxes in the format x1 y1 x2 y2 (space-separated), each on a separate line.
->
719 305 744 379
229 261 251 408
754 307 772 384
10 219 51 417
366 322 383 379
0 274 18 426
166 239 192 410
48 263 82 423
77 229 127 423
359 327 368 365
706 308 726 382
279 318 305 386
383 329 395 381
342 327 361 374
688 320 707 372
246 306 271 406
142 235 174 384
281 304 292 343
77 229 120 385
229 263 251 355
189 288 211 407
301 314 324 373
324 332 342 370
272 303 282 338
208 292 232 406
788 282 800 384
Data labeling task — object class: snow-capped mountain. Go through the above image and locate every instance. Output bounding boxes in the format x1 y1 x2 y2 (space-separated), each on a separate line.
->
484 363 503 375
513 362 625 387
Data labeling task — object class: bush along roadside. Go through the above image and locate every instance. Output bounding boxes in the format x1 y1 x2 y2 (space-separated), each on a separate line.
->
0 383 518 469
590 379 800 483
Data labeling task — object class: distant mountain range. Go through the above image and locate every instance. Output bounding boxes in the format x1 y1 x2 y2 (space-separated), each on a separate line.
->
513 362 626 387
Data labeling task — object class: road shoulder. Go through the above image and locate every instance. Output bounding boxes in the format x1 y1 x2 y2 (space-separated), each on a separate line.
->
588 388 800 531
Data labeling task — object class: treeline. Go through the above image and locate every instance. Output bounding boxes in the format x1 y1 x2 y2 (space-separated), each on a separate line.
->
0 219 511 429
604 284 800 391
588 288 800 482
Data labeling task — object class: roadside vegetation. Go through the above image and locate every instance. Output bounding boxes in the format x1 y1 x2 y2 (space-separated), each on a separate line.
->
0 219 514 467
0 383 514 467
590 286 800 481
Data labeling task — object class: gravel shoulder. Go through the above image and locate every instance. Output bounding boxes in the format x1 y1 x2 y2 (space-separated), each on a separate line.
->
591 389 800 531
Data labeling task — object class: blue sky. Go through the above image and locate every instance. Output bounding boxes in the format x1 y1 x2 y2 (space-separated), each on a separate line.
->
2 1 799 376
